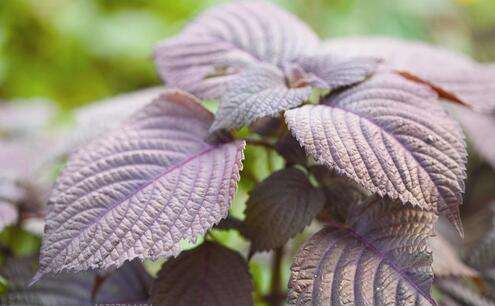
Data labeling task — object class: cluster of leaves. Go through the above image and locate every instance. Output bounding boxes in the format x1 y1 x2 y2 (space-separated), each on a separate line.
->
0 100 57 239
1 1 495 305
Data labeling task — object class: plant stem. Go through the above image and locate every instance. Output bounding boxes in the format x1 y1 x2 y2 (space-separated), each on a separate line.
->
267 148 275 173
91 273 108 302
268 247 284 306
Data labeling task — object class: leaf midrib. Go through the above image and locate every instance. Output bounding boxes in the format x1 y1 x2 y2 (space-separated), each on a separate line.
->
315 223 436 305
46 145 218 271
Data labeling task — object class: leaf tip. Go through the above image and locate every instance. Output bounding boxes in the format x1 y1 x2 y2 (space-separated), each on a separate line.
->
448 209 464 238
454 221 465 239
28 271 43 287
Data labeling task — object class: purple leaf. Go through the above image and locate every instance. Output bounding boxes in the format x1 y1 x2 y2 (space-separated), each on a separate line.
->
0 177 25 204
0 140 40 181
0 140 51 229
451 105 495 169
35 90 245 281
250 117 283 137
435 279 495 306
67 87 165 150
0 99 56 137
465 208 495 271
243 168 325 252
0 140 49 216
275 133 307 165
0 132 65 198
210 63 312 133
154 1 319 99
434 217 465 250
0 200 18 231
0 257 151 305
430 235 478 278
288 198 437 305
296 54 380 90
94 262 151 304
150 241 253 306
285 73 467 234
311 165 366 222
323 36 495 113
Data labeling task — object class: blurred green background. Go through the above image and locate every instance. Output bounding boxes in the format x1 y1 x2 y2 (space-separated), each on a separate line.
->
1 0 495 109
